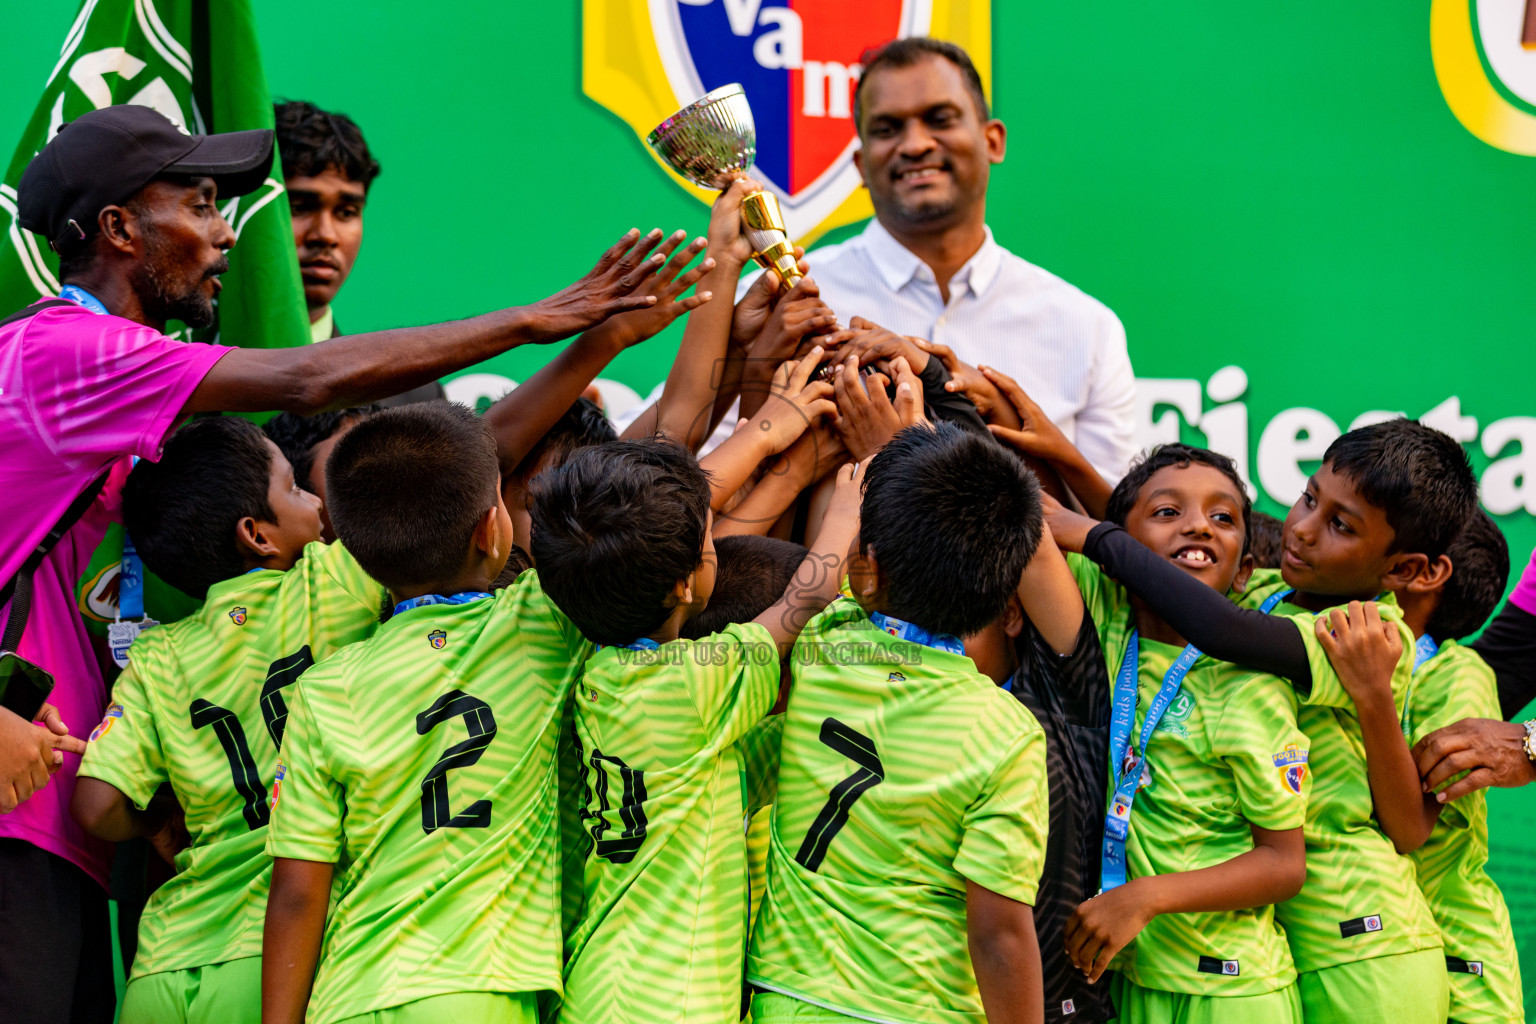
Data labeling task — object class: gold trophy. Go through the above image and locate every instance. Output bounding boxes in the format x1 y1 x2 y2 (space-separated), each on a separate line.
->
647 84 803 288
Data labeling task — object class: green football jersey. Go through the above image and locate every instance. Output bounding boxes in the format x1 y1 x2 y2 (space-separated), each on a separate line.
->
747 597 1048 1024
1236 570 1442 972
77 540 384 978
560 622 780 1024
1068 559 1309 996
1404 642 1523 1024
266 572 589 1024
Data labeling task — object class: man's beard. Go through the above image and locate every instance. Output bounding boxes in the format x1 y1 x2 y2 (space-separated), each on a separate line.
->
133 222 222 329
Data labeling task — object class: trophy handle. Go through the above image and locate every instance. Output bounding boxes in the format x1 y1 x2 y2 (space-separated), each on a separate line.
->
739 190 803 289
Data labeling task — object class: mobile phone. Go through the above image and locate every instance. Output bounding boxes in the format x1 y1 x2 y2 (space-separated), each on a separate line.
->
0 651 55 722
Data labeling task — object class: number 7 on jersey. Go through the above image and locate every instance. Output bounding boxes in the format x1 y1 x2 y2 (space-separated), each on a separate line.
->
794 718 884 873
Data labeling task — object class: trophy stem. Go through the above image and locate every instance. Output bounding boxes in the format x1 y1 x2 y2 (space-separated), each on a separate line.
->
739 189 803 289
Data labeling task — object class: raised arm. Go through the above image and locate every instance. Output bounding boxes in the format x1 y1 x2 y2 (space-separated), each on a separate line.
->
1016 528 1085 656
186 229 669 417
484 233 712 475
753 460 863 654
1051 506 1310 684
639 179 759 448
984 366 1113 519
698 347 834 509
1317 602 1441 852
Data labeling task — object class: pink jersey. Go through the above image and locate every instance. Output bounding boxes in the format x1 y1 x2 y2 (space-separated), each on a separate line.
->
1510 545 1536 619
0 301 229 888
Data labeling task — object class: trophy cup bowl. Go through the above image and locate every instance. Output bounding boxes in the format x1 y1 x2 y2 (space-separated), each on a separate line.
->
647 84 803 289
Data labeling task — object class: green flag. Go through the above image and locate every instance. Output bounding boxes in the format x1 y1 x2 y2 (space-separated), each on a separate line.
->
0 0 309 349
0 0 310 634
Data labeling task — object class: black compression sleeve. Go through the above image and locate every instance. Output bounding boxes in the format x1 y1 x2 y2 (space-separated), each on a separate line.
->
1470 600 1536 720
1083 522 1313 688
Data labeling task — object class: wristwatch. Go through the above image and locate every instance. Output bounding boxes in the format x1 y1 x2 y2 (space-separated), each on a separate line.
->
1523 720 1536 765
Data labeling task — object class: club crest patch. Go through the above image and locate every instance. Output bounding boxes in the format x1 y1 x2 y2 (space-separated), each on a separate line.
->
89 703 123 743
1160 690 1197 737
428 629 448 650
1273 744 1310 795
228 606 247 626
270 760 286 809
888 672 906 682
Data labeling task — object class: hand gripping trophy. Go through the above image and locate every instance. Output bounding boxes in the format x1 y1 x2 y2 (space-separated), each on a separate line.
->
647 84 803 289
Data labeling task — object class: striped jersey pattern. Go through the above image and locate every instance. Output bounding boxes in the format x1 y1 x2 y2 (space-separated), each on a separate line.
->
77 540 384 978
1405 642 1523 1024
559 621 780 1023
1237 570 1442 973
266 572 589 1024
1070 558 1309 997
748 597 1048 1024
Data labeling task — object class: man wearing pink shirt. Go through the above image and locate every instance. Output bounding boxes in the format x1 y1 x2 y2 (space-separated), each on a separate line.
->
0 103 674 1021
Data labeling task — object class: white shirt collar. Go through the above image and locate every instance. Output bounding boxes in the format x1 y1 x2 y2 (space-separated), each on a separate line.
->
859 218 1005 299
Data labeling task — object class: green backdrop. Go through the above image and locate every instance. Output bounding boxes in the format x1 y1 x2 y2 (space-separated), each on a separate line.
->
3 0 1532 1007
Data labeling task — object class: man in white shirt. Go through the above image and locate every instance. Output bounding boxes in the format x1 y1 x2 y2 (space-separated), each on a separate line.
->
799 37 1137 481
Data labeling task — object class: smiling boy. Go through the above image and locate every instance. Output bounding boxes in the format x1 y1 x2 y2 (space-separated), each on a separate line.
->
1041 445 1309 1024
1050 419 1476 1024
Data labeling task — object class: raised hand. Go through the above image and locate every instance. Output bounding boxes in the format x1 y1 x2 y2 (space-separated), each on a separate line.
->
747 276 840 367
587 231 715 349
1316 601 1402 711
729 248 806 350
1040 490 1098 554
827 316 930 375
831 353 924 461
983 366 1071 457
524 228 675 342
709 177 765 268
752 347 838 456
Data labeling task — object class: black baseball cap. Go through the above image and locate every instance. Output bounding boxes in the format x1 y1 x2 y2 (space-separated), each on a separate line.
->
17 104 273 250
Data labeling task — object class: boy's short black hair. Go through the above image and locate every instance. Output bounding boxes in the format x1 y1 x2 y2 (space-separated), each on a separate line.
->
517 396 616 475
1104 444 1253 556
529 438 711 646
1322 419 1478 559
853 37 989 127
123 417 276 599
273 100 380 189
326 403 501 592
1428 510 1510 641
1247 511 1284 569
264 407 374 488
680 535 807 641
861 423 1040 637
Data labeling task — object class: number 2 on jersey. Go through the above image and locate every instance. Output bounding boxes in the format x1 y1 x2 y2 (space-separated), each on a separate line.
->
415 689 497 833
795 718 884 872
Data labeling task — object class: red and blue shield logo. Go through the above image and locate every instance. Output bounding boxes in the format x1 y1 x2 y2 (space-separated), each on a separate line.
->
584 0 991 243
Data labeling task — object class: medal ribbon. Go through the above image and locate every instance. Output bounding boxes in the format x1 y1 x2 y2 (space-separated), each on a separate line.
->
392 591 492 618
868 610 965 656
1100 632 1202 891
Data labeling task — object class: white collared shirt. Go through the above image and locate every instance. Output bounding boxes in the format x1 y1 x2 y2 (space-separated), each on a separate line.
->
784 218 1138 481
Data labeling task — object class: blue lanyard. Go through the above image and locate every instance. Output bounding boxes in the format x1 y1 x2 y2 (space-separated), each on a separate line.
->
1412 633 1439 673
598 637 660 652
868 610 965 655
391 591 491 618
59 284 110 316
1100 632 1202 891
60 285 147 622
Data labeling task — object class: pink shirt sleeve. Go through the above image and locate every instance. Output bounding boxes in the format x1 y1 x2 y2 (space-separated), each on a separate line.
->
1509 545 1536 617
19 305 231 470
